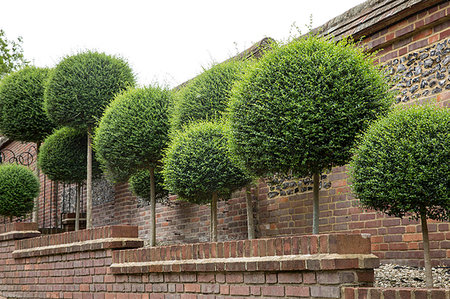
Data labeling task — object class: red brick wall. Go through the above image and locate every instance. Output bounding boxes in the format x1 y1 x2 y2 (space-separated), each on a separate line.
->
0 224 382 298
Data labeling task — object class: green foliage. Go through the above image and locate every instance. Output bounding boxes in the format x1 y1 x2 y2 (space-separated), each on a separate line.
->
171 60 247 132
39 127 101 183
0 29 28 78
0 66 55 142
44 51 135 128
350 105 449 221
94 86 172 181
0 163 39 218
228 35 394 177
128 168 168 202
163 121 251 205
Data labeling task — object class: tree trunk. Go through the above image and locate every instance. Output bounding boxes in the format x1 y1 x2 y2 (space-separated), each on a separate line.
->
420 211 433 288
32 142 41 224
86 128 93 229
211 192 218 242
245 186 255 239
149 167 156 247
75 183 81 231
312 172 320 234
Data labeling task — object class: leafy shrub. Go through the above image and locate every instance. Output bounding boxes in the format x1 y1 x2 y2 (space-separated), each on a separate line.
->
0 66 55 142
350 105 449 221
0 163 40 218
171 60 247 132
94 86 172 180
228 35 394 233
94 85 172 246
128 168 168 202
44 51 135 127
39 127 101 183
350 104 449 287
228 35 394 177
163 121 251 205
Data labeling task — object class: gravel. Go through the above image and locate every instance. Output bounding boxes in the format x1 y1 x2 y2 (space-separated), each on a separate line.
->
375 263 450 289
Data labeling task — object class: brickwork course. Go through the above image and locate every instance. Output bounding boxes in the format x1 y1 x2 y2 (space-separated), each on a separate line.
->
1 0 449 268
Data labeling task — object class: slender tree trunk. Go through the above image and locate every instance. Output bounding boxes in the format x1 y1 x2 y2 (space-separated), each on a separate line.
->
312 172 320 234
149 167 156 247
75 183 81 231
32 142 41 224
211 192 218 242
53 181 58 227
420 211 433 288
86 128 93 229
245 186 255 239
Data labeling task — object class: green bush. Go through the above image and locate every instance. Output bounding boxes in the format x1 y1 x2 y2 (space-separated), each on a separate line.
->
0 163 40 218
44 51 135 127
171 60 247 132
94 86 172 180
350 105 449 221
39 127 101 183
128 168 168 202
0 66 55 142
228 35 394 177
163 121 251 205
349 104 449 287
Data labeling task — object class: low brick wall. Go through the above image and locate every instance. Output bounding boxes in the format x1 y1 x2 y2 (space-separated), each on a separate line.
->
0 223 446 298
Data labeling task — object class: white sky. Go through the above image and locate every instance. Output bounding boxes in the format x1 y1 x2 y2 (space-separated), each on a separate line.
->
1 0 364 88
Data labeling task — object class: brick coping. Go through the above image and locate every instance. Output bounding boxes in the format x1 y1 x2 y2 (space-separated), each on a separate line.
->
110 253 380 274
12 237 143 258
0 230 41 242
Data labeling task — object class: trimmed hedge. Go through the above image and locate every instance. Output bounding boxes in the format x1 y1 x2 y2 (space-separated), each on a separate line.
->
228 35 394 177
350 105 449 221
44 51 135 127
0 66 55 142
94 85 172 181
171 60 247 132
0 163 40 218
163 121 251 205
39 127 101 183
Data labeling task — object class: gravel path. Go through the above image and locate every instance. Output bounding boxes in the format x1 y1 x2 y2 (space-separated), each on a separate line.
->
375 264 450 289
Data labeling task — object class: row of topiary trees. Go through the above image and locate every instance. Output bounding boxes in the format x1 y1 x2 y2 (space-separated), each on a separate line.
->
0 34 447 287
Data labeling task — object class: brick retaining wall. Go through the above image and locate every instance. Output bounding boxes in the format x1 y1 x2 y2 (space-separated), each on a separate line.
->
0 223 385 298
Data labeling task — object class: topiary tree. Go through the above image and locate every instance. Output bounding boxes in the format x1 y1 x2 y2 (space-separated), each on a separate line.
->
94 86 172 246
39 127 102 183
171 60 247 132
39 127 102 230
44 51 135 228
228 35 394 234
0 163 40 220
172 60 257 239
0 66 55 223
163 121 251 242
349 104 449 288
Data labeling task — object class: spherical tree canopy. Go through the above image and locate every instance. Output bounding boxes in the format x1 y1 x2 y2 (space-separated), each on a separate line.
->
0 163 40 218
0 66 55 142
228 35 394 177
163 121 251 205
171 60 247 132
39 127 101 183
44 51 135 127
128 168 168 203
94 86 172 181
350 105 449 221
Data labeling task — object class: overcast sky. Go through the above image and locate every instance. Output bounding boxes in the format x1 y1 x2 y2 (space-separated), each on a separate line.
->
1 0 364 88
